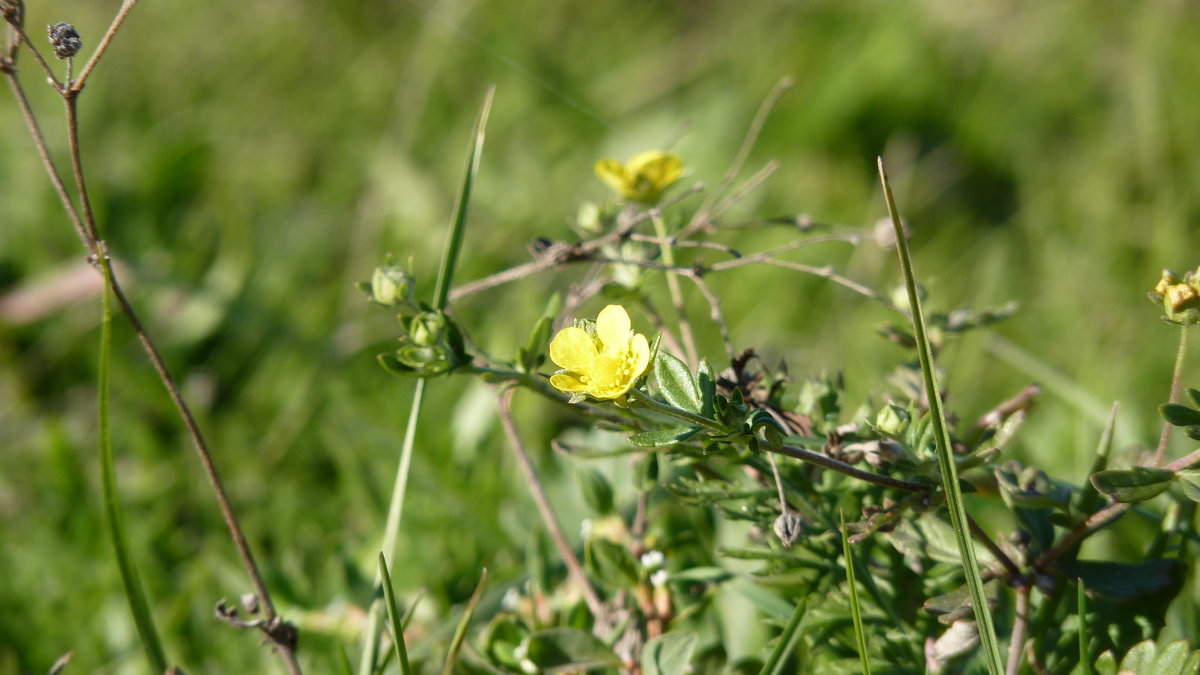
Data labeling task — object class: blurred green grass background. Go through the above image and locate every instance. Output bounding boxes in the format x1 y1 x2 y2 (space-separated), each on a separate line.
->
3 0 1200 671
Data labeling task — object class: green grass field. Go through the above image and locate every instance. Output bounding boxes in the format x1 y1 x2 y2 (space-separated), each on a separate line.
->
4 1 1200 672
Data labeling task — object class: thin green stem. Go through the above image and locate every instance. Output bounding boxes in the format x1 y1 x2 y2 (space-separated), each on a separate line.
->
99 258 169 672
626 390 732 434
878 158 1004 674
380 377 426 568
841 511 872 675
1154 325 1189 466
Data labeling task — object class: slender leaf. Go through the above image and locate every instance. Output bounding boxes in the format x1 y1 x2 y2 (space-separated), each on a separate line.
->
1079 578 1093 675
1080 403 1120 514
629 426 700 448
758 598 806 675
840 511 871 675
432 86 495 310
1160 403 1200 427
878 159 1003 674
1090 467 1175 503
378 553 413 675
98 278 169 673
442 568 489 675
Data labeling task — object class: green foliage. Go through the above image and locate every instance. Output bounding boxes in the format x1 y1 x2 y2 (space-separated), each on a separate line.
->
6 0 1200 673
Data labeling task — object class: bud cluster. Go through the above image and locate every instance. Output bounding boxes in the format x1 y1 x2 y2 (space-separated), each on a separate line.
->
1149 267 1200 326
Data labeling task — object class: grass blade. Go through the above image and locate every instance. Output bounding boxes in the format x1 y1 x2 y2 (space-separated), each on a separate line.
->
98 275 169 672
758 597 807 675
442 568 488 675
1078 578 1093 675
357 599 383 675
841 511 871 675
877 158 1004 674
432 85 495 311
371 87 495 671
379 552 414 675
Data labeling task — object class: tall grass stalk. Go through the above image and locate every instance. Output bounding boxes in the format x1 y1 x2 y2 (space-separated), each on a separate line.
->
98 267 168 672
758 598 806 675
364 88 494 673
841 511 871 675
877 158 1004 673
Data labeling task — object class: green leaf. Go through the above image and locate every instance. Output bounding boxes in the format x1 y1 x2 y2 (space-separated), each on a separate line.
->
517 315 553 373
586 538 640 588
886 514 996 567
577 468 615 515
1188 388 1200 409
1090 467 1176 503
518 627 621 672
697 359 717 418
485 617 529 671
629 426 700 448
1118 640 1159 674
1160 402 1200 427
1057 559 1184 601
924 580 1000 624
1094 650 1118 675
668 566 733 584
653 350 702 414
642 631 699 675
1152 640 1200 675
442 568 488 675
1178 471 1200 502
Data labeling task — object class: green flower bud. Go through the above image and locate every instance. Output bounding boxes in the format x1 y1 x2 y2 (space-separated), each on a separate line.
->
875 403 910 436
370 264 414 307
410 311 447 347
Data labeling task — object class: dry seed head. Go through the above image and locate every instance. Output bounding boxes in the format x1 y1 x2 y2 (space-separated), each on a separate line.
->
773 512 803 547
2 0 21 23
47 22 81 59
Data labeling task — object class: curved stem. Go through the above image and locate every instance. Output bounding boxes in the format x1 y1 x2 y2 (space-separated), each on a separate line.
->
495 388 609 626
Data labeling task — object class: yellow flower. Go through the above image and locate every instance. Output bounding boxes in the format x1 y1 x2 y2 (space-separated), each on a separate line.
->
549 304 650 401
595 151 683 204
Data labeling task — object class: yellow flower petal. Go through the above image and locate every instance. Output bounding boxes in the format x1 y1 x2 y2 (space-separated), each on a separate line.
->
594 159 630 198
550 372 589 393
595 152 683 203
549 326 598 372
595 304 632 352
628 333 650 375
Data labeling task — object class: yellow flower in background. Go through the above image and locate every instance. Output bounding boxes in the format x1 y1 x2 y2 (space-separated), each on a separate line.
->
550 305 650 401
595 151 683 203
